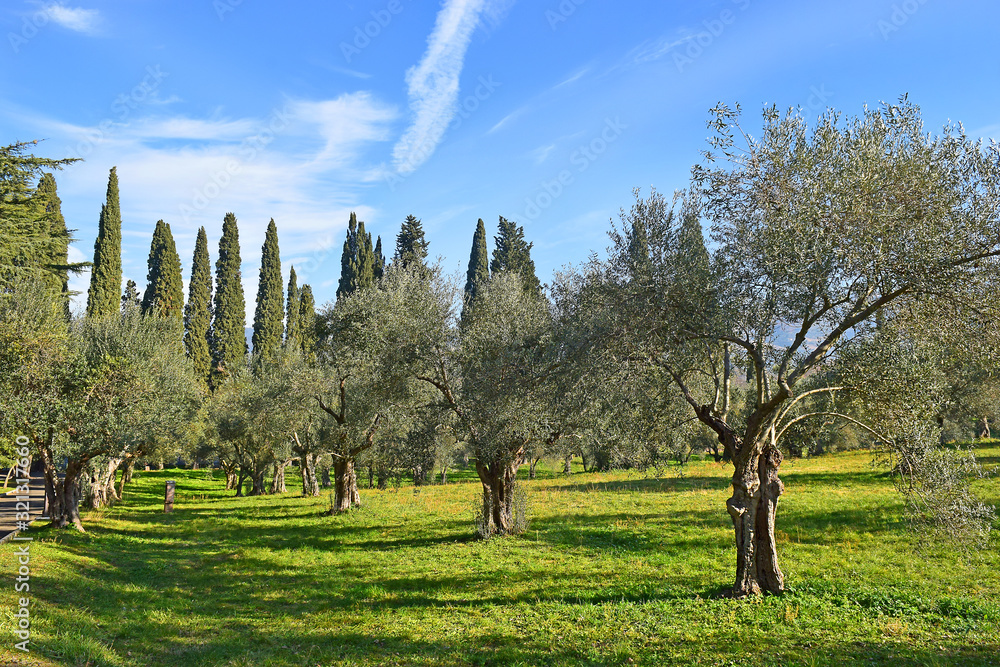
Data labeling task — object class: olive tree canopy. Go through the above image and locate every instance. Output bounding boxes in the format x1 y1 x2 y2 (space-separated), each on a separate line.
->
585 98 1000 596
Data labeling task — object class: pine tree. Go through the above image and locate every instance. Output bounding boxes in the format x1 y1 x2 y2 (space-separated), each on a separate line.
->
86 167 123 319
374 236 386 280
121 279 140 314
285 266 300 350
34 173 83 316
464 218 490 304
299 284 317 359
337 212 360 301
0 142 78 290
211 212 248 378
252 219 284 365
394 214 428 268
184 227 213 386
491 216 540 294
141 220 184 318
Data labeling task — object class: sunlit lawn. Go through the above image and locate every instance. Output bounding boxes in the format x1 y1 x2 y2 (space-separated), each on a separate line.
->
2 445 999 666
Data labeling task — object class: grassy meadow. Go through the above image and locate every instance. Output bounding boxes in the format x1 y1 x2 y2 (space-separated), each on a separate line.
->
2 445 999 667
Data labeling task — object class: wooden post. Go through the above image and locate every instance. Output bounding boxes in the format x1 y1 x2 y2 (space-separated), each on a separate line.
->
164 480 176 513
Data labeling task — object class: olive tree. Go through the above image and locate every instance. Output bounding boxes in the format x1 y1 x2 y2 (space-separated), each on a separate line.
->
313 265 442 511
416 271 561 536
5 301 199 529
588 99 1000 596
208 353 310 496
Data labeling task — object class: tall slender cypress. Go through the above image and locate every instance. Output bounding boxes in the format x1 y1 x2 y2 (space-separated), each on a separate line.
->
337 212 359 301
374 237 386 281
284 266 300 350
464 218 490 301
184 227 213 386
491 216 540 295
211 213 248 378
299 284 317 359
141 220 184 318
86 167 123 319
355 222 375 292
252 219 284 365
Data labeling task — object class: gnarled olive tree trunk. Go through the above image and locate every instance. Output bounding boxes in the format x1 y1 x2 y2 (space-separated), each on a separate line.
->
299 453 320 497
39 449 86 531
332 458 361 512
726 434 784 597
271 458 291 494
475 453 522 537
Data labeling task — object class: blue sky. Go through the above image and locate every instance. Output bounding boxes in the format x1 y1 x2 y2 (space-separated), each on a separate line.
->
2 0 999 321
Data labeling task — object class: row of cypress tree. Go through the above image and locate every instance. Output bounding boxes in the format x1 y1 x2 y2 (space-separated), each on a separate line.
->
81 168 318 388
37 164 542 389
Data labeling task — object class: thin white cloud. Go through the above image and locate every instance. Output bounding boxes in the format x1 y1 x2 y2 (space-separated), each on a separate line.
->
554 67 590 89
488 105 528 134
626 33 692 65
46 3 101 35
11 92 397 319
530 143 556 165
392 0 490 174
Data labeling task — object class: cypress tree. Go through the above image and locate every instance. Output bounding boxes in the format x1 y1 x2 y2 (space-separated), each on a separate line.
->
211 212 248 377
464 218 490 301
337 212 360 301
141 220 184 318
374 236 386 280
674 210 715 318
299 284 317 359
461 218 490 323
285 266 300 350
394 214 428 268
491 216 540 294
86 167 123 319
252 219 284 365
184 227 213 386
355 222 375 292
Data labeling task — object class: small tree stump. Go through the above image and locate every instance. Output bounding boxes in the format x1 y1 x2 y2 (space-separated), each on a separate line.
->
164 480 176 513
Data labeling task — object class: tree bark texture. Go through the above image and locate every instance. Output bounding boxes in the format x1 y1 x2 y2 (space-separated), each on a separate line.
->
332 458 362 512
727 438 784 597
475 456 521 537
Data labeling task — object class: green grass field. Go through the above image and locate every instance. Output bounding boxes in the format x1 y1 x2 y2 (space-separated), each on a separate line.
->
2 446 999 667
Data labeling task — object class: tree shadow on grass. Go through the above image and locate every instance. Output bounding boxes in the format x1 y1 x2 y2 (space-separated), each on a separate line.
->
543 476 730 494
